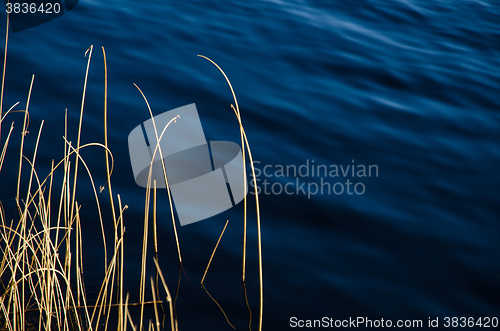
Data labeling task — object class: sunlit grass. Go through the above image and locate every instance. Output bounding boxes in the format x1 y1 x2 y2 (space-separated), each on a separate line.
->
0 41 175 330
0 15 263 331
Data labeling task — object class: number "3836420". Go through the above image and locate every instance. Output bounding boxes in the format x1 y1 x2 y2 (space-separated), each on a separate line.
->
5 2 61 14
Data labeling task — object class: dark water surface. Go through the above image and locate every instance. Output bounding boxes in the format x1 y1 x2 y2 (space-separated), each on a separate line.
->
1 0 499 329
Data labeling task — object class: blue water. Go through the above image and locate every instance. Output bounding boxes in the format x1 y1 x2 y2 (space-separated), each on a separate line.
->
1 0 499 329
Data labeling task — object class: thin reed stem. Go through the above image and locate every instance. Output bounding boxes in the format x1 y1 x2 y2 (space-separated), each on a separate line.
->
201 220 230 284
0 11 9 142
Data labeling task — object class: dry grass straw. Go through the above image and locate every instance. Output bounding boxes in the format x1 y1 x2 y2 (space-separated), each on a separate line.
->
200 220 229 285
198 55 263 331
200 220 235 329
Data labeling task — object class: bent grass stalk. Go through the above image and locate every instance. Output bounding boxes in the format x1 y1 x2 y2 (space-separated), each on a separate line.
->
198 55 263 331
200 220 235 329
133 84 182 265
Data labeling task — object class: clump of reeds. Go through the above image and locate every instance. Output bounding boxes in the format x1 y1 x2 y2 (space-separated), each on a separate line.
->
0 41 175 330
0 14 263 331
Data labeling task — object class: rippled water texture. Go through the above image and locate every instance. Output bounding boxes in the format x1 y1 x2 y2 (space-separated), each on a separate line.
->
1 0 499 329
